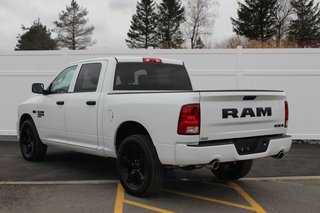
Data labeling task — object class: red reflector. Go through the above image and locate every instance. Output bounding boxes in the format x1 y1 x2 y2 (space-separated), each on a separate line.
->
285 101 289 128
178 104 200 135
143 58 162 63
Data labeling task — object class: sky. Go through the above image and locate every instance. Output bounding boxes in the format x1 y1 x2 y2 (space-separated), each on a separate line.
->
0 0 239 51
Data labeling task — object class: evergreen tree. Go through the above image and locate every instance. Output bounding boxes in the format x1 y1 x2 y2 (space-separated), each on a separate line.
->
288 0 320 47
157 0 185 48
126 0 158 49
54 0 95 50
231 0 277 43
15 19 57 50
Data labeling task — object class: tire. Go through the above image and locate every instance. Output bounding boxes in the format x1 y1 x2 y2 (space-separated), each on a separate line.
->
212 160 253 180
19 119 47 161
117 134 163 197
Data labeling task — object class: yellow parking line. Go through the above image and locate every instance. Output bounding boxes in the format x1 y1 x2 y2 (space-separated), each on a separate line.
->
114 183 124 213
229 182 266 213
114 183 174 213
162 188 256 212
124 200 175 213
115 181 265 213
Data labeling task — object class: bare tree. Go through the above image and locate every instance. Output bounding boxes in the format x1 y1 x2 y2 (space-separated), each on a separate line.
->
273 0 293 47
184 0 218 49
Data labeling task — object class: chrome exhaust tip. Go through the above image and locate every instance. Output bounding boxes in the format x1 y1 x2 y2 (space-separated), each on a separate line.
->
212 160 220 170
273 151 284 159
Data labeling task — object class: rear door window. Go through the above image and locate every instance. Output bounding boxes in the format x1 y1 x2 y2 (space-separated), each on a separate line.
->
113 63 192 90
74 63 102 92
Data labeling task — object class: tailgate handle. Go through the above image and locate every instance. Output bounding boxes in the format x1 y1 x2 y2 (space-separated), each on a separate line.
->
243 96 256 100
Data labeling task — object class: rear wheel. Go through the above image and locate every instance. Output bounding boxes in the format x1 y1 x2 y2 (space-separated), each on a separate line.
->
211 160 253 180
117 134 163 197
19 119 47 161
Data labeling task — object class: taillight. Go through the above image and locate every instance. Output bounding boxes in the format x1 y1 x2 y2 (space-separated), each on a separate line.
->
143 58 162 63
285 101 289 128
178 104 200 135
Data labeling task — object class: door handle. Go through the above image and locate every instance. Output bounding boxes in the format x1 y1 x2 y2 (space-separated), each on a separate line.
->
86 101 96 106
56 101 64 105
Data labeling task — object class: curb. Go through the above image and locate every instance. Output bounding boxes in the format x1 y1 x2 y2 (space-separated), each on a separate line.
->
0 135 18 142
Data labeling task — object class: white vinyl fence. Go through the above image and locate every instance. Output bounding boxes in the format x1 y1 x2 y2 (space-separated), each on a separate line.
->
0 48 319 139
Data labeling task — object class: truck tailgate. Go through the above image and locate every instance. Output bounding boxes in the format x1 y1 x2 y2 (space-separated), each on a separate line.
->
199 90 287 141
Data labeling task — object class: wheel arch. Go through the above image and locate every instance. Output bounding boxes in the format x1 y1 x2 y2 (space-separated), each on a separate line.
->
115 121 152 153
19 113 34 131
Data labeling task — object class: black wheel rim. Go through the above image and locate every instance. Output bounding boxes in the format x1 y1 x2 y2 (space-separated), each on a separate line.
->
119 143 147 188
20 124 35 158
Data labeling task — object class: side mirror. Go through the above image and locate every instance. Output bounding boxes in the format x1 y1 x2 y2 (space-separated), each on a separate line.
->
32 83 44 94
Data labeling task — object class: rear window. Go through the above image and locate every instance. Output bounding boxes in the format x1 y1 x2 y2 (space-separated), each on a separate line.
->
113 63 192 90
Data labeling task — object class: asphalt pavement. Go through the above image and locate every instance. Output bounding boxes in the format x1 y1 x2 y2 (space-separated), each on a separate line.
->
1 141 319 181
0 141 319 213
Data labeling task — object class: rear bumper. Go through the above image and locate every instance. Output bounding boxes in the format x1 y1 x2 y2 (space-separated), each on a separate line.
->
175 135 292 165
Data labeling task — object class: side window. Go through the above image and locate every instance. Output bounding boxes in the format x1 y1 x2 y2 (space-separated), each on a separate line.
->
50 65 77 94
74 63 102 92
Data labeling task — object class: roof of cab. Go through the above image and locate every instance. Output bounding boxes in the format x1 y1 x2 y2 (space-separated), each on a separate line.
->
71 56 184 65
115 56 183 65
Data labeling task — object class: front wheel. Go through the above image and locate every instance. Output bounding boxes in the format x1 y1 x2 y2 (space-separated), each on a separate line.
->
116 135 163 197
19 119 47 161
211 160 253 180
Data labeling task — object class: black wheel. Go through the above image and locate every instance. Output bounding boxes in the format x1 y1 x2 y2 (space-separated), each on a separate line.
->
117 134 163 197
19 119 47 161
212 160 253 180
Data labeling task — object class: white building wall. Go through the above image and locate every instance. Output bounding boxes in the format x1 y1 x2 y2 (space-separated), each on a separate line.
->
0 49 319 139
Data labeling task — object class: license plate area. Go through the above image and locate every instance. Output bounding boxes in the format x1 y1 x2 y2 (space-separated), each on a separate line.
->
233 137 269 155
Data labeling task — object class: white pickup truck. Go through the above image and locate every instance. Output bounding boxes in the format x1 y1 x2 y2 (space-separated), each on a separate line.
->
17 57 292 196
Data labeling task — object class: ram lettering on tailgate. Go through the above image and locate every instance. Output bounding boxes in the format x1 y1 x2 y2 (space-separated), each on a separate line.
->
222 107 272 119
